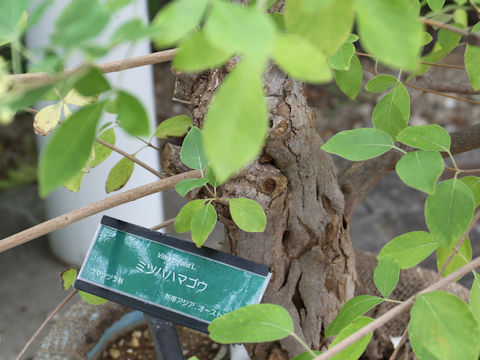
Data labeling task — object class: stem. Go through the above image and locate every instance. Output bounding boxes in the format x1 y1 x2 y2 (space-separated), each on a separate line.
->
11 38 22 74
151 217 175 231
388 326 409 360
291 333 317 358
384 299 403 304
135 135 163 152
16 290 78 360
356 51 466 70
447 151 459 171
468 0 480 16
0 170 202 253
392 146 407 154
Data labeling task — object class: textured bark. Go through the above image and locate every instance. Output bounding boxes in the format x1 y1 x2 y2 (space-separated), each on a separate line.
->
173 64 357 358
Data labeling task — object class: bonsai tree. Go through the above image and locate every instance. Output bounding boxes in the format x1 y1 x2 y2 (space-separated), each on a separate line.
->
1 0 480 359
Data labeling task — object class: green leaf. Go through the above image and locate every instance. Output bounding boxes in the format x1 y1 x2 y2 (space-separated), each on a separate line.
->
116 90 150 137
191 203 217 247
356 0 422 68
378 231 439 269
105 157 134 193
328 42 355 71
74 67 111 97
208 304 294 343
365 75 397 93
330 317 374 360
6 84 54 113
229 198 266 232
325 295 383 337
454 9 468 28
33 102 63 136
425 178 474 247
175 178 208 197
460 176 480 207
61 267 77 291
79 291 108 305
0 0 30 44
438 27 462 52
374 257 400 298
427 0 445 12
154 115 192 139
174 199 206 233
421 32 434 46
284 0 355 56
470 272 480 324
39 102 104 197
64 89 98 107
437 236 472 277
203 61 268 183
64 171 85 193
91 128 116 168
372 83 410 139
110 19 149 44
272 33 331 83
334 55 363 99
397 124 451 152
173 30 234 73
321 128 393 161
465 23 480 90
151 0 208 48
180 127 208 171
395 150 444 194
206 167 218 189
409 291 480 360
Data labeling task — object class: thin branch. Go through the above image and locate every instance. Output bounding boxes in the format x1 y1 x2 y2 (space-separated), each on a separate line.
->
134 135 163 153
468 0 480 17
96 138 165 179
314 254 480 360
420 18 480 46
410 78 480 95
388 326 409 360
151 217 175 231
356 52 466 70
445 165 480 173
0 170 201 253
16 290 78 360
8 49 177 85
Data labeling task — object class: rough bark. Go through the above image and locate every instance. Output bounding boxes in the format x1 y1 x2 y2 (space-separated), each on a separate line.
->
173 64 357 358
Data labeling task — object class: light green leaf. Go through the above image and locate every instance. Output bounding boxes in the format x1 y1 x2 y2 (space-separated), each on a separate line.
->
203 61 268 183
63 171 85 193
397 124 451 152
175 178 208 197
328 41 355 71
438 27 462 52
74 67 111 97
79 291 108 305
470 272 480 324
322 128 393 161
105 157 134 193
378 231 439 269
229 198 266 232
180 127 208 170
208 304 294 343
291 351 322 360
330 317 374 360
151 0 208 48
154 115 192 139
427 0 445 12
465 23 480 90
91 128 116 168
454 9 468 28
110 19 149 44
39 102 104 197
372 82 410 139
272 33 331 83
460 176 480 207
116 90 150 137
421 32 434 46
6 84 54 113
395 150 444 194
365 75 397 93
33 102 63 136
61 267 77 291
356 0 422 68
374 257 400 298
174 199 206 233
409 291 480 360
334 54 363 99
64 89 97 107
173 30 234 73
437 236 472 277
206 167 218 189
425 178 474 247
0 0 31 44
191 203 217 247
284 0 355 56
325 295 383 337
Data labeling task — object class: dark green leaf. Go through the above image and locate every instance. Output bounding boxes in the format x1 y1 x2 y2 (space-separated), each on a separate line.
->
330 317 374 360
334 55 363 99
427 0 445 12
116 90 150 137
39 102 104 196
374 258 400 298
174 199 206 233
206 167 218 189
460 176 480 207
365 75 397 93
322 128 393 161
74 67 111 97
325 295 383 337
180 127 208 170
61 267 77 291
191 203 217 247
328 42 355 71
79 291 108 305
208 304 294 343
378 231 439 269
425 178 474 247
154 115 192 139
175 178 208 197
470 272 480 324
437 236 472 277
397 124 451 151
229 198 266 232
105 157 134 193
91 128 116 168
409 291 480 360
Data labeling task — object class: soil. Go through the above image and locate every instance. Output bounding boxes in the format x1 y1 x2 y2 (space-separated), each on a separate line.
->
100 323 222 360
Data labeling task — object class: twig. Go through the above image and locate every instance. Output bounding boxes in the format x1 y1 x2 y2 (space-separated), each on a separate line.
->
151 218 175 231
96 138 164 179
420 18 480 46
134 135 163 153
388 326 410 360
0 170 201 253
445 165 480 173
16 290 78 360
314 254 480 360
468 0 480 17
8 49 177 85
172 97 193 105
356 52 466 70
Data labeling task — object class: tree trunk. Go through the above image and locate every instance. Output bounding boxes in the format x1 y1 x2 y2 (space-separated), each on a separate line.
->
173 63 357 358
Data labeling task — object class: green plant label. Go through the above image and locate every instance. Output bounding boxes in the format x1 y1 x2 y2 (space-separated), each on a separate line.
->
75 216 271 333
